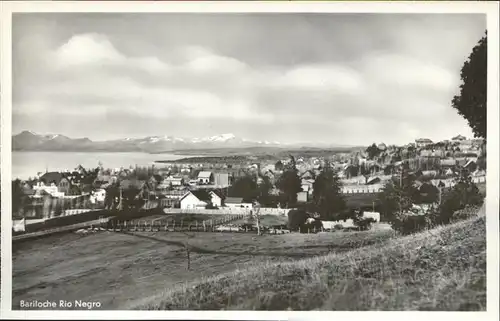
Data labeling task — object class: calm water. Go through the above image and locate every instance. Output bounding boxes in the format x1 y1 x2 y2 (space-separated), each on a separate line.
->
12 151 190 180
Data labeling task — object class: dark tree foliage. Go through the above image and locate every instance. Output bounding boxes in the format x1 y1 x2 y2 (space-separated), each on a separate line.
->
377 170 418 222
274 160 284 171
257 175 274 205
12 179 25 215
276 156 302 207
452 33 487 139
104 183 120 209
311 163 346 220
366 143 381 160
287 209 309 231
302 218 323 233
435 171 484 225
228 175 258 201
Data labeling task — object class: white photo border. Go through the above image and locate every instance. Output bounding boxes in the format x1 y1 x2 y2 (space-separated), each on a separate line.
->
1 1 499 320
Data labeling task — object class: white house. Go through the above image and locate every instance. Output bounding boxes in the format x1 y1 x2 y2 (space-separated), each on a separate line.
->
209 191 223 208
224 197 253 209
90 189 106 204
415 138 433 148
297 191 308 203
197 171 213 185
162 176 184 187
180 191 208 209
179 190 222 209
452 134 467 143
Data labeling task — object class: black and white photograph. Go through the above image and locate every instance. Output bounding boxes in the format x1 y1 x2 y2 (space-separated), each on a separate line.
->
1 1 499 318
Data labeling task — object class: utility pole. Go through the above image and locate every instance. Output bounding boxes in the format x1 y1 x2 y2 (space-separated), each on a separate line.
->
254 200 261 236
118 187 123 211
399 167 403 215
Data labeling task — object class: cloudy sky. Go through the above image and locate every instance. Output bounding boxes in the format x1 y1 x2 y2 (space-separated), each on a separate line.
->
12 13 485 146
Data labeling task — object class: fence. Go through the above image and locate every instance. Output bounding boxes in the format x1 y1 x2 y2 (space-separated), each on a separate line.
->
161 207 291 216
12 216 114 244
63 209 97 216
341 188 383 194
106 213 246 233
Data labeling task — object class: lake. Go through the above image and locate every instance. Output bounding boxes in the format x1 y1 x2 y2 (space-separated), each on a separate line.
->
12 151 191 180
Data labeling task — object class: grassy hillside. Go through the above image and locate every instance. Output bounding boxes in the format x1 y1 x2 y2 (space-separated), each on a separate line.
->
138 216 486 311
13 225 394 310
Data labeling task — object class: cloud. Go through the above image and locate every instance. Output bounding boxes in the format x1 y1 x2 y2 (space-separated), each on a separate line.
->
12 14 485 145
51 33 170 73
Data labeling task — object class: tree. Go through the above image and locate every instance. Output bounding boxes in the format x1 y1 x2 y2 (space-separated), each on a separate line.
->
287 209 309 231
311 163 346 220
276 156 302 207
378 170 418 222
274 160 284 171
122 186 143 209
256 175 273 205
435 170 484 225
451 33 487 139
104 183 120 210
12 179 25 216
228 175 258 201
366 143 380 160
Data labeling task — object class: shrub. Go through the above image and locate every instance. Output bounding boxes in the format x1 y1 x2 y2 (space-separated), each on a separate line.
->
333 224 344 231
301 219 323 233
353 216 377 231
287 209 308 230
433 177 484 225
451 205 481 222
390 212 432 235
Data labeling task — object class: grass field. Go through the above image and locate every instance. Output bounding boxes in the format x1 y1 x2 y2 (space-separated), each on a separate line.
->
12 224 394 310
137 216 486 311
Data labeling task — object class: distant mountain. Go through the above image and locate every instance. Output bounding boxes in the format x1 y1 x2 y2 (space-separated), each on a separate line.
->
12 131 358 153
12 131 299 153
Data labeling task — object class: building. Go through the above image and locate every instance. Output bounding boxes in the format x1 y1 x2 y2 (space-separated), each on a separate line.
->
440 158 457 168
90 189 106 204
213 172 230 187
377 143 387 151
197 171 213 185
451 134 467 142
301 179 315 196
224 197 253 209
366 177 381 185
297 191 308 203
178 190 223 209
415 138 434 148
37 172 72 196
160 176 184 188
209 191 223 208
464 159 478 172
148 175 163 190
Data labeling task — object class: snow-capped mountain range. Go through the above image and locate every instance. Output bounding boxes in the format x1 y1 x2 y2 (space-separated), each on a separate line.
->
12 131 293 152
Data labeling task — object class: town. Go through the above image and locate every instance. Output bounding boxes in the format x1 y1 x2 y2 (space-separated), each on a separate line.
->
12 134 486 230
